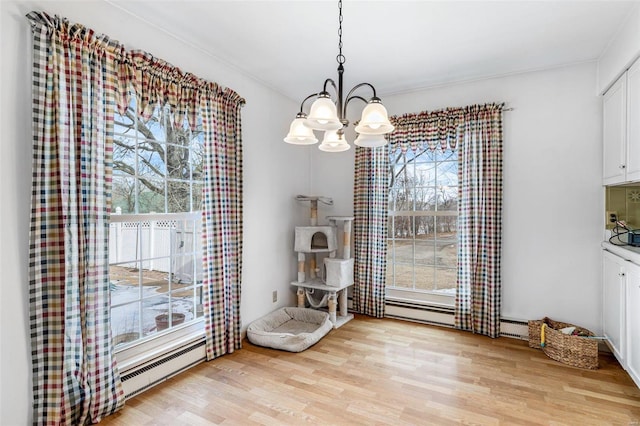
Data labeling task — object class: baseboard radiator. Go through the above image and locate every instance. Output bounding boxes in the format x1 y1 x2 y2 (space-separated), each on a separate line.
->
385 299 529 340
120 338 206 399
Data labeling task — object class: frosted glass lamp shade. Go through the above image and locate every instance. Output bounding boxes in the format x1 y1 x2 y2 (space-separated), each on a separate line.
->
354 133 388 148
318 130 350 152
354 101 394 135
284 117 318 145
304 96 342 131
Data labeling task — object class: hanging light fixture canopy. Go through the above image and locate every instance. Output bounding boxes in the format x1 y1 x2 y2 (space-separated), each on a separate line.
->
283 0 394 151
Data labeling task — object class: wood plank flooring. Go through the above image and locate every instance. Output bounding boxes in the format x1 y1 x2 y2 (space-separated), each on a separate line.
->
100 316 640 425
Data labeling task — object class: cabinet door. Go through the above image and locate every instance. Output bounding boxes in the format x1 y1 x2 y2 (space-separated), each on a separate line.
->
626 261 640 387
603 250 626 366
627 60 640 182
603 75 627 185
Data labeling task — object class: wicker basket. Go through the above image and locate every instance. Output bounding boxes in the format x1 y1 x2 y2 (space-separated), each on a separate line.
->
528 317 599 370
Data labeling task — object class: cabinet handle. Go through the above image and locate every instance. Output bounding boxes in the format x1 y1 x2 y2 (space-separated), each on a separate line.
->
620 164 627 169
620 272 626 277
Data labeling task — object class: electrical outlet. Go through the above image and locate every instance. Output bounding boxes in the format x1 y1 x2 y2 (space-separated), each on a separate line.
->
272 290 277 303
606 210 618 228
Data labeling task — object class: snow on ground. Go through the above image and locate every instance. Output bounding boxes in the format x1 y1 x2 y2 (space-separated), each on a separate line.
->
110 284 194 341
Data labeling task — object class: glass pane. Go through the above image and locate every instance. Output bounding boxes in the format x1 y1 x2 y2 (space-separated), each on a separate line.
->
143 295 171 336
167 124 191 147
191 146 204 181
435 149 457 162
137 140 166 178
436 216 457 267
110 223 140 264
113 136 136 177
387 216 395 239
170 288 195 322
412 148 436 163
435 240 457 268
415 265 436 291
414 163 436 187
391 216 415 238
142 105 168 143
175 220 196 254
437 186 458 211
172 255 196 285
388 189 398 211
167 180 191 213
415 216 434 239
415 240 436 267
437 160 458 187
390 262 414 289
111 302 141 346
110 263 140 305
138 179 165 213
195 286 204 319
192 182 203 212
111 176 136 214
390 239 413 264
141 264 170 294
386 263 395 287
115 117 146 141
166 146 190 180
413 187 436 212
434 267 457 293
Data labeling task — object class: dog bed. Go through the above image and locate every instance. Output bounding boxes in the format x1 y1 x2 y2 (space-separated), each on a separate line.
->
247 307 332 352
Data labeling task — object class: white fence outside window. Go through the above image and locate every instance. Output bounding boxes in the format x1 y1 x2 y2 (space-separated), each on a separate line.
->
109 211 202 282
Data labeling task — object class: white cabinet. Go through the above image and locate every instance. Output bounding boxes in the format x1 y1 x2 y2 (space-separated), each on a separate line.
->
603 250 626 366
626 261 640 388
626 60 640 182
603 75 627 185
603 58 640 185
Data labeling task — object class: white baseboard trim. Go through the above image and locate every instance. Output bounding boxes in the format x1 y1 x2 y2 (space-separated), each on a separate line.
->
385 299 529 340
119 337 206 399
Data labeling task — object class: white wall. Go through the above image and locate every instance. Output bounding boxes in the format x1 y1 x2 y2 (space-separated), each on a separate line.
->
313 62 604 334
0 1 308 424
598 4 640 94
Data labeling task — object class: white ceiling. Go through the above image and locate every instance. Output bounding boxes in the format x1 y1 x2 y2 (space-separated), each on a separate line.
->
107 0 638 102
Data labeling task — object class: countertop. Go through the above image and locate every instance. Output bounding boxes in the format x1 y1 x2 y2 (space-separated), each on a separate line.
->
602 241 640 264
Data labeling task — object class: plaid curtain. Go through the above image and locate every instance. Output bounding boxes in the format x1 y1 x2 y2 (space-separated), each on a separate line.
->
200 92 245 359
27 12 125 425
455 104 504 338
353 146 389 317
388 103 503 337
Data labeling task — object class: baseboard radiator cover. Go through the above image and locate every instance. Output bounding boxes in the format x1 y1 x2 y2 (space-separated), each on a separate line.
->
385 299 529 340
120 338 206 399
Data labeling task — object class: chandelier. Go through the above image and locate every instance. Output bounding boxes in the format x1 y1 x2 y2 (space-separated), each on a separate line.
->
283 0 394 152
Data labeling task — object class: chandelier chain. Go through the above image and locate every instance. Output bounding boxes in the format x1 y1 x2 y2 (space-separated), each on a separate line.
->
337 0 345 65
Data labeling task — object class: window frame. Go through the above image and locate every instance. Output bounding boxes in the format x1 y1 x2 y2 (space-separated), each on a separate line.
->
110 100 206 356
386 146 458 306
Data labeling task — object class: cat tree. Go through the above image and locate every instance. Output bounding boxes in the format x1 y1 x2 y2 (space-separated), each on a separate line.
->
290 195 354 328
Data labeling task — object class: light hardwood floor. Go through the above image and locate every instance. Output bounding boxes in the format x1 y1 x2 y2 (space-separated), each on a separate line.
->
100 316 640 425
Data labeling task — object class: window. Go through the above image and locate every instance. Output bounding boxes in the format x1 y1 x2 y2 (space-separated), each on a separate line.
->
109 99 204 348
387 146 458 301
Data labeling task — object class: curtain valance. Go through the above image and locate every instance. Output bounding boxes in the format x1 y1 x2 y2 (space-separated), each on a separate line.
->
117 51 246 128
28 12 245 131
27 12 125 59
388 103 504 152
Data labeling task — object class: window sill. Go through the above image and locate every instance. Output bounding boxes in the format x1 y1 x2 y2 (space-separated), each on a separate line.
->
386 288 455 308
115 319 205 373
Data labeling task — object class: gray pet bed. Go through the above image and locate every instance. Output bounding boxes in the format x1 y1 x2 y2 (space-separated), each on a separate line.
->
247 307 332 352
